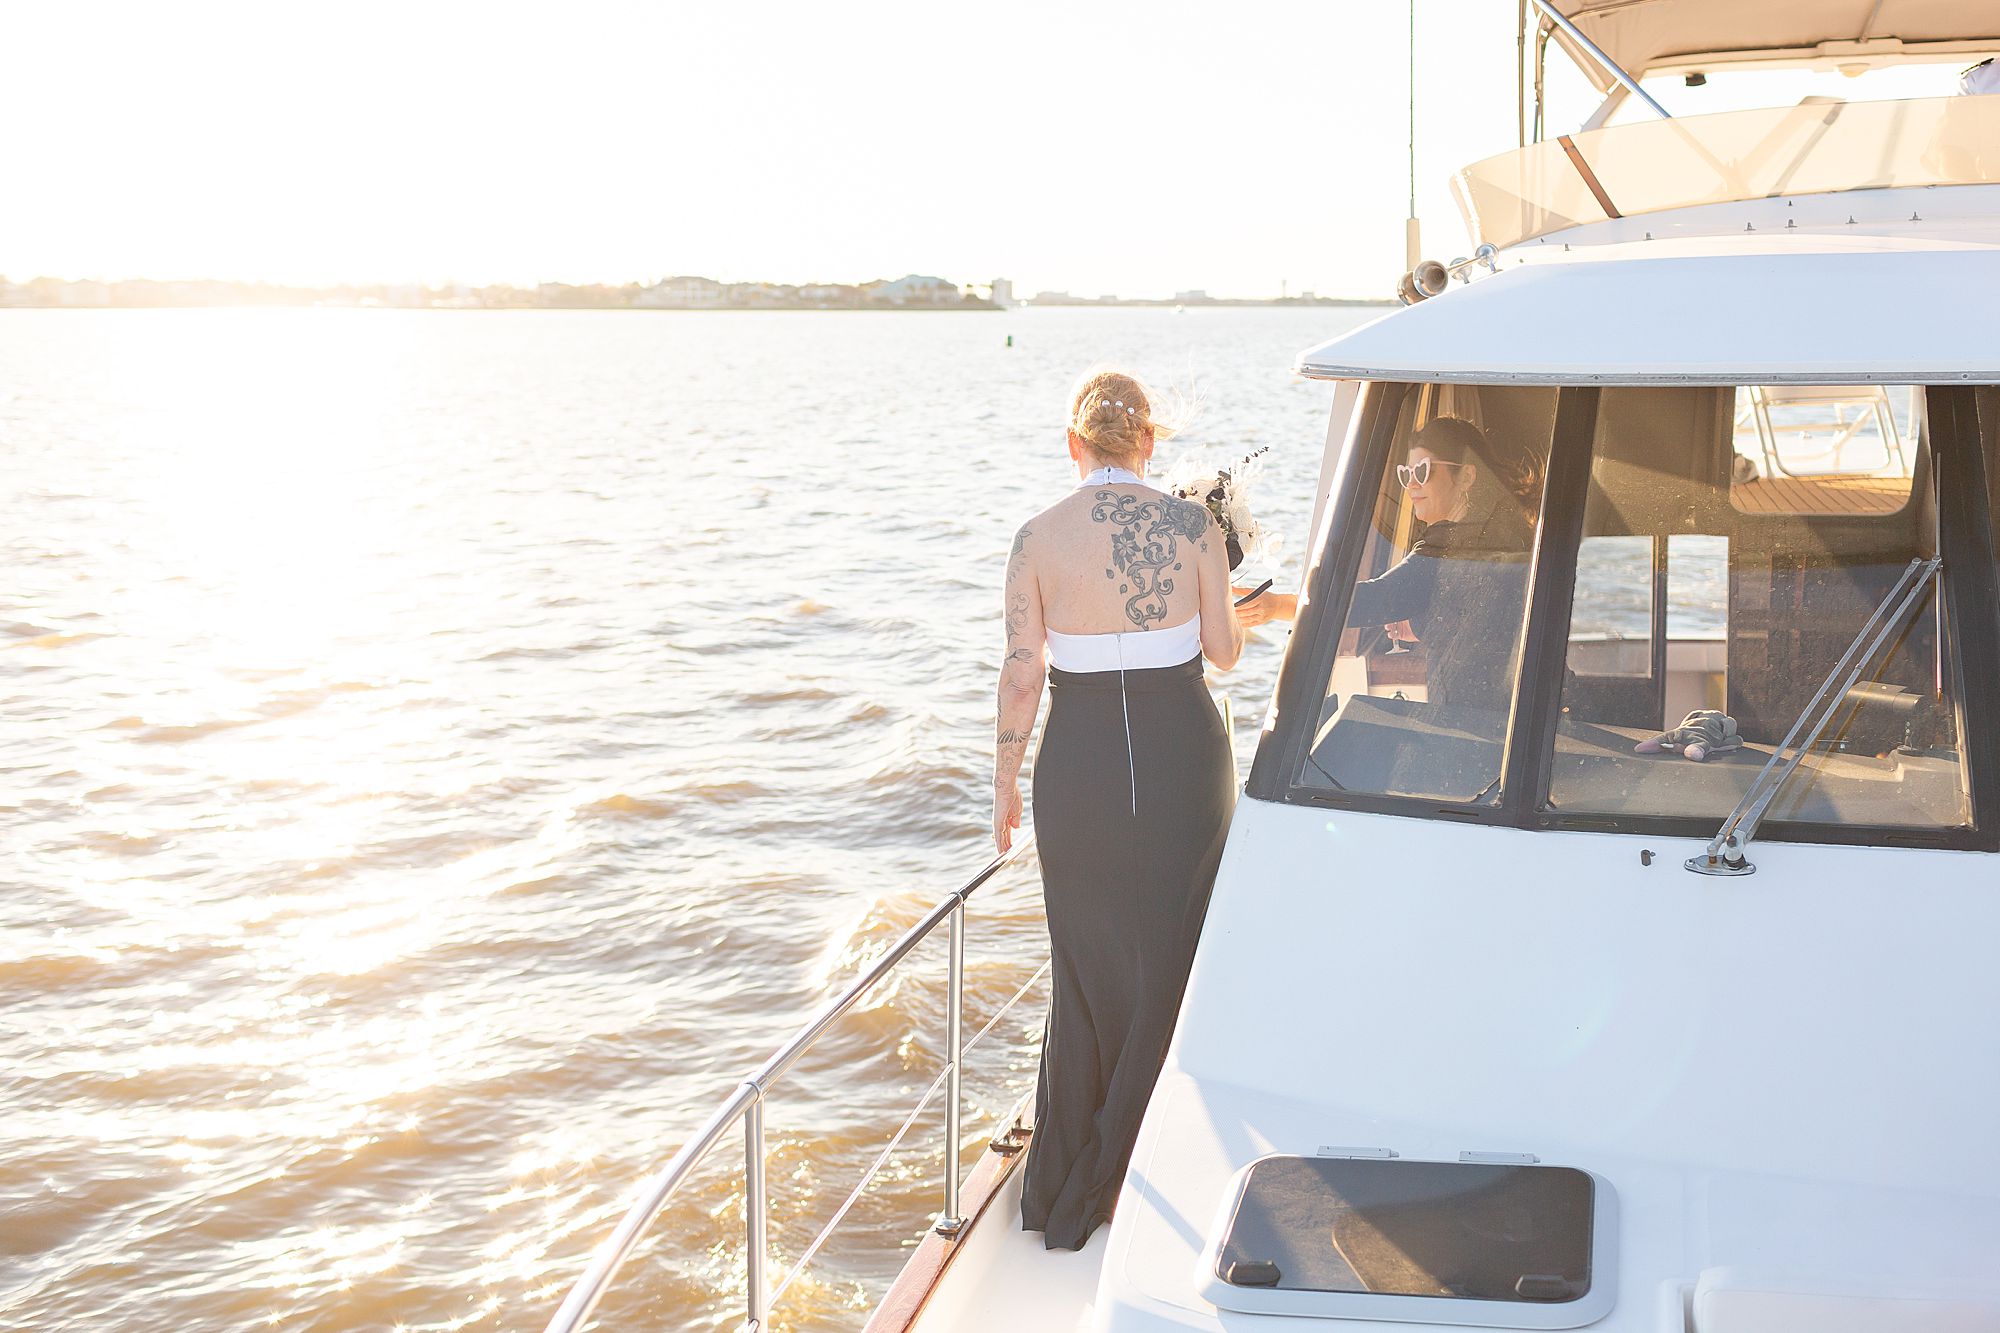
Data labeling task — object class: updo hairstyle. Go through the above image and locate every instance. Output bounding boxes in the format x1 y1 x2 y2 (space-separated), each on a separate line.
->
1069 369 1175 466
1411 416 1544 517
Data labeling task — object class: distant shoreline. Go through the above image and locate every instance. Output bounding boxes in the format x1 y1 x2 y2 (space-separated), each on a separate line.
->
1025 298 1394 309
0 274 1394 313
0 298 1397 313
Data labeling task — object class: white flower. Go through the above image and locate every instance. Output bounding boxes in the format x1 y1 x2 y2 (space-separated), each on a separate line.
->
1163 446 1280 569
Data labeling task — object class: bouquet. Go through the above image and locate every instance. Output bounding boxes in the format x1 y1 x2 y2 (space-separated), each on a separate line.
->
1167 447 1277 572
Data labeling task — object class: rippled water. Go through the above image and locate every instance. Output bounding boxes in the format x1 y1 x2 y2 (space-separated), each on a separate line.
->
1 306 1365 1331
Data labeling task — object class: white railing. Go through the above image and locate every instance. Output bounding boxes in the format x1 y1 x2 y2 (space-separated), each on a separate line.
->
542 833 1043 1333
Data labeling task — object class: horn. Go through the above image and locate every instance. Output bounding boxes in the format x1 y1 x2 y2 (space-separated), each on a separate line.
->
1396 259 1451 305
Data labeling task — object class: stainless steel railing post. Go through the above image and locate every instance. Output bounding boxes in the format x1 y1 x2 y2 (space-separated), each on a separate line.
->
540 836 1034 1333
936 899 967 1237
744 1094 768 1330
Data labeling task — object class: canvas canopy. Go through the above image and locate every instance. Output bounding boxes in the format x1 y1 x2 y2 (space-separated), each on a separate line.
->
1543 0 2000 90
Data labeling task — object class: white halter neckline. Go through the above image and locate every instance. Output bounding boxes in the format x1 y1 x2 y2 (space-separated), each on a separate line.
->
1079 465 1145 488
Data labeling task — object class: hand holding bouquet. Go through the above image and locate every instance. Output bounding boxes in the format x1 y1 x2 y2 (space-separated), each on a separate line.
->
1167 447 1277 573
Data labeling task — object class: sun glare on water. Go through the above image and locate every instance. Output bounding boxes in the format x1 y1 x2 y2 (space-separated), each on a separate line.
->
120 311 410 665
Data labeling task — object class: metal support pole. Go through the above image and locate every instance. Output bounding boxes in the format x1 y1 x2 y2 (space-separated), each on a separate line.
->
744 1095 767 1329
1527 0 1671 120
1687 557 1938 876
936 900 967 1237
1516 0 1528 148
1534 26 1549 142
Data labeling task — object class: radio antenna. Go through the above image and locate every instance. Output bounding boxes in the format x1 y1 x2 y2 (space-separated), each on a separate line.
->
1405 0 1420 269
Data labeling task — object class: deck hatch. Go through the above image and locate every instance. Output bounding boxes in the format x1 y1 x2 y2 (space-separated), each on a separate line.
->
1200 1155 1617 1327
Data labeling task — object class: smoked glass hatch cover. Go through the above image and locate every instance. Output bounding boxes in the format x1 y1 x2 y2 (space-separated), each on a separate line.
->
1202 1156 1617 1328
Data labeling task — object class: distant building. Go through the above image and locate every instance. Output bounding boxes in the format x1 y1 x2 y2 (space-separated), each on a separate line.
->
799 283 859 305
637 275 725 308
724 281 791 306
1174 289 1210 303
1032 290 1080 305
56 279 111 307
868 274 959 305
990 278 1014 308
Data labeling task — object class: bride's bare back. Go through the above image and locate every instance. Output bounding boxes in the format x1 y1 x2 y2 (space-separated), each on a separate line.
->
989 371 1246 852
1025 483 1228 637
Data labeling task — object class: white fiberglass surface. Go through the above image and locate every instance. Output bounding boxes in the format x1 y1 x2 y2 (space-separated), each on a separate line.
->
1452 96 2000 251
1088 798 2000 1331
910 1166 1104 1333
1292 245 2000 385
1288 241 2000 386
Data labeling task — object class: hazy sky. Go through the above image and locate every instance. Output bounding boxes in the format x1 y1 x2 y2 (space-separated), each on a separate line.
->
2 2 1968 298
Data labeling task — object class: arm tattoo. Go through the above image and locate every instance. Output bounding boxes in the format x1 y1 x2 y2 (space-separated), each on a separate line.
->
1089 490 1211 629
1004 524 1032 644
995 724 1033 784
1006 524 1031 582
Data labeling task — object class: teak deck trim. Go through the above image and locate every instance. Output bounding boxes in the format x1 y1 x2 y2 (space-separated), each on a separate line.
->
862 1095 1036 1333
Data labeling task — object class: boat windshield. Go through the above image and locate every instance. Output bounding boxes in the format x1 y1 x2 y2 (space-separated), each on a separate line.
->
1453 94 2000 250
1274 381 1988 845
1549 385 1961 831
1296 385 1557 805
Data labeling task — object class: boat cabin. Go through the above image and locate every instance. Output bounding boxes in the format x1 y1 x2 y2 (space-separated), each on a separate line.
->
1084 8 2000 1329
1081 318 2000 1333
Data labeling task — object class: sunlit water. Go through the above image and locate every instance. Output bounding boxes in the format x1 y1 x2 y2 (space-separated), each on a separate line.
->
1 306 1377 1331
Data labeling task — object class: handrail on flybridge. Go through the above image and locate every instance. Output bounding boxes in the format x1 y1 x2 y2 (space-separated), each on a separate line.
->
541 833 1041 1333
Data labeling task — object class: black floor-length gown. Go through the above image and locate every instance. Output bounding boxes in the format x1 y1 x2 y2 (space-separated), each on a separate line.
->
1021 654 1235 1250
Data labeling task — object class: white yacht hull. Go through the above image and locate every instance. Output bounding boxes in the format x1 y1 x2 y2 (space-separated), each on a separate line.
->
1087 799 2000 1329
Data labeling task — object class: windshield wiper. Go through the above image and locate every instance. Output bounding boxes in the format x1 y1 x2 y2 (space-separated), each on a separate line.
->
1687 556 1941 877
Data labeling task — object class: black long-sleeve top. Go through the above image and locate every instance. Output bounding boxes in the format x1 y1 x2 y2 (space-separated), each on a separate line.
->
1345 503 1534 711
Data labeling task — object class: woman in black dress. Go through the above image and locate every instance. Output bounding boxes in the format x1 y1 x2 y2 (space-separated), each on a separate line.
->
991 369 1248 1251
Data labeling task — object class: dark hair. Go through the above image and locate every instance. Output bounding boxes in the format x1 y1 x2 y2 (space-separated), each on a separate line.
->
1410 416 1543 515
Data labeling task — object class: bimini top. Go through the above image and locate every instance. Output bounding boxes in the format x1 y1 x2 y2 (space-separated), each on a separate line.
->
1294 240 2000 385
1544 0 2000 88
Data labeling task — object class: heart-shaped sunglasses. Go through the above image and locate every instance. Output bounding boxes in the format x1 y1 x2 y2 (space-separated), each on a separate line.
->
1395 457 1469 490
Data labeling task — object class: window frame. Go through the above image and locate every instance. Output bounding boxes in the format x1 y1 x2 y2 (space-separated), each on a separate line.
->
1248 383 2000 854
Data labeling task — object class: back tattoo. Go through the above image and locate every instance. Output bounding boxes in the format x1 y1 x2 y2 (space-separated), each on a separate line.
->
1089 490 1210 629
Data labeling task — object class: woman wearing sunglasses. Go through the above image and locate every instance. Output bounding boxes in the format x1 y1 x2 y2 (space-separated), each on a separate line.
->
1236 415 1542 712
